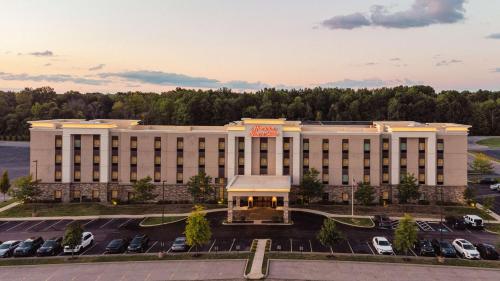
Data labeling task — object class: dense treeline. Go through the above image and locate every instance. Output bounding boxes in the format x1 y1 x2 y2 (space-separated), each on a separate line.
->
0 85 499 138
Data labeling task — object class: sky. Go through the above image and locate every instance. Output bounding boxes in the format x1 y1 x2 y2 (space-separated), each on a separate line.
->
1 0 500 93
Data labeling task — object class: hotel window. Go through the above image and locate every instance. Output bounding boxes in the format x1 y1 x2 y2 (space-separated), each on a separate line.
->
237 137 245 175
130 170 137 182
323 158 329 167
342 173 349 185
303 139 309 151
342 158 349 167
437 139 444 151
93 135 100 148
363 140 370 183
199 156 206 166
260 157 268 166
74 170 81 181
363 174 370 184
93 170 100 181
93 155 100 164
154 171 161 182
176 172 183 184
419 138 426 151
283 138 291 151
55 135 63 148
260 138 268 174
177 137 184 150
54 190 62 200
238 138 245 150
260 138 268 151
218 137 225 177
400 138 407 151
112 170 118 181
322 173 329 184
112 155 119 164
112 137 119 148
383 157 389 166
364 158 370 168
342 139 349 152
73 190 81 200
218 156 225 166
322 139 329 176
130 155 137 165
382 139 389 151
154 137 161 150
342 192 349 202
111 190 118 200
74 153 81 164
437 174 444 185
303 157 310 166
400 158 407 166
382 173 389 182
418 173 425 184
382 191 389 200
218 138 225 150
177 156 183 165
322 139 329 151
74 136 81 148
55 170 62 181
303 139 310 172
284 157 290 166
419 158 426 167
154 155 161 165
364 140 370 152
130 137 137 149
55 154 62 164
199 138 205 150
437 158 444 167
92 190 100 200
238 156 245 166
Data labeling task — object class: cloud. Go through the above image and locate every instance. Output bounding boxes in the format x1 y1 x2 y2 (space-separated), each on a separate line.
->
486 33 500 39
321 0 465 30
89 64 105 71
390 57 401 61
222 80 269 90
317 78 420 88
0 72 107 85
436 59 462 66
44 63 52 67
321 13 371 30
28 50 54 57
493 68 500 73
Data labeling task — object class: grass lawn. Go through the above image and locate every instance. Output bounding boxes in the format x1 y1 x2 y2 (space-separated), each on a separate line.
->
469 151 500 163
266 252 500 269
141 216 187 226
477 138 500 149
331 217 374 227
485 224 500 234
0 198 17 209
0 203 223 218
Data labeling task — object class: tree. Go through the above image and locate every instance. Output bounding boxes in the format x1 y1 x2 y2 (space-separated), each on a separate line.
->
470 153 494 177
63 222 84 258
132 176 156 202
10 175 41 203
463 186 476 205
397 173 420 204
187 171 214 203
184 205 212 254
299 168 324 203
354 182 375 206
0 170 10 200
394 213 418 256
482 196 495 222
317 219 344 252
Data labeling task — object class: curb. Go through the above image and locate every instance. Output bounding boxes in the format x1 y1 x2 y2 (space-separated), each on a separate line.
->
139 216 187 227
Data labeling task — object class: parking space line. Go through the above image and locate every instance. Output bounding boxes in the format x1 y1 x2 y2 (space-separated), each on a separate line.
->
24 220 46 231
442 223 453 232
81 243 98 255
99 218 115 229
208 239 217 252
144 272 152 281
409 248 417 257
329 246 333 254
188 245 194 253
118 218 133 228
42 219 63 231
0 221 8 227
465 228 472 233
346 240 354 254
5 221 28 231
229 238 236 252
366 242 375 255
309 240 313 252
83 219 96 227
145 241 158 253
290 239 293 252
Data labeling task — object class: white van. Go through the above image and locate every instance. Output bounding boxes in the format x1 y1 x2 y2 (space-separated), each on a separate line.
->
463 215 484 229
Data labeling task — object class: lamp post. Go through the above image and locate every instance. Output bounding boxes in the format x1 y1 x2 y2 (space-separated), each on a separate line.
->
439 186 444 245
162 180 166 224
32 160 38 181
351 179 356 217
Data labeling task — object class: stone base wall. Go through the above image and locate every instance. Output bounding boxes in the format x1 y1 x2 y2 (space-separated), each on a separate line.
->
290 185 466 205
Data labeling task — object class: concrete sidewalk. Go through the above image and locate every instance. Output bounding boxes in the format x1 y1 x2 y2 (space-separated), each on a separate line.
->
245 239 267 279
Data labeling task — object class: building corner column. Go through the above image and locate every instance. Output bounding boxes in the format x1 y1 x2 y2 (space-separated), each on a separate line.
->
426 134 437 186
390 135 400 185
227 135 236 181
244 136 252 175
99 130 110 183
62 132 72 183
291 133 300 185
275 135 283 176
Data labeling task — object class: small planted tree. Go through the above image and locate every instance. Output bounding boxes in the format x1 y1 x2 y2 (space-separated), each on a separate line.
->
299 168 324 204
463 186 476 205
482 196 495 223
63 222 84 258
397 173 420 204
394 213 418 256
0 170 10 200
187 171 214 203
10 175 41 203
470 153 494 177
317 219 344 255
354 182 375 206
184 205 212 255
132 176 156 203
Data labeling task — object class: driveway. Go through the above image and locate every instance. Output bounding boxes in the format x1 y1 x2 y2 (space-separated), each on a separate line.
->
0 260 246 281
467 136 500 175
267 260 500 281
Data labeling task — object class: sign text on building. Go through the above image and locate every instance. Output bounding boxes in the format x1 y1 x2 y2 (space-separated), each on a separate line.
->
250 126 279 137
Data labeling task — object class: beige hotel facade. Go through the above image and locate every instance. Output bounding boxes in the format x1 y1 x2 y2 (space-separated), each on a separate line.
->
29 118 470 223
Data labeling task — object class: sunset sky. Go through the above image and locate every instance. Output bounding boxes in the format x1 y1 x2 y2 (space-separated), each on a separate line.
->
1 0 500 93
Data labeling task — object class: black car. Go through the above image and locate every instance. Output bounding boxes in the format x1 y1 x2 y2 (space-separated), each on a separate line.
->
414 239 435 256
105 238 129 254
0 240 21 258
431 239 456 258
127 234 149 253
479 178 498 184
373 214 392 229
445 216 467 230
14 237 44 257
475 243 499 260
37 237 63 256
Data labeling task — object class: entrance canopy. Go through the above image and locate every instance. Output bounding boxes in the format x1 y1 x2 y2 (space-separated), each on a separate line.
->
226 175 291 193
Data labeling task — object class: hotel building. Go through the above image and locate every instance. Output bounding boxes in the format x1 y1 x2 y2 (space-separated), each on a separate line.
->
29 118 470 223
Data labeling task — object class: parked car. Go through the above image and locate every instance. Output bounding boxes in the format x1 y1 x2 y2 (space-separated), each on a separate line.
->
372 237 394 255
373 214 392 229
105 238 129 254
452 239 480 259
445 216 466 230
475 243 499 260
489 183 500 191
479 178 498 184
0 240 21 258
37 237 63 256
413 239 435 256
463 215 484 229
170 237 188 252
14 237 44 257
64 232 94 254
431 239 457 258
127 234 149 253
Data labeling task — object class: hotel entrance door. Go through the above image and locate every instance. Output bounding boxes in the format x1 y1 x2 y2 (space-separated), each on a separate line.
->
250 196 277 208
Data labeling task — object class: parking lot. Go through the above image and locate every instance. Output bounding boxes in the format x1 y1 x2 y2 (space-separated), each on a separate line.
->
0 211 498 258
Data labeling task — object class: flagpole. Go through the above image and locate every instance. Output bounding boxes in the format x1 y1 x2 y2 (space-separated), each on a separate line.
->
351 179 355 217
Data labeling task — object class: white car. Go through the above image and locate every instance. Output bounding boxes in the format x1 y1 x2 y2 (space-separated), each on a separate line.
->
463 215 484 229
372 236 394 255
490 183 500 191
64 232 94 254
452 239 480 260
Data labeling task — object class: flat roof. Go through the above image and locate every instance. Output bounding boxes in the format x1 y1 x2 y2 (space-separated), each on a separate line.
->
226 175 291 192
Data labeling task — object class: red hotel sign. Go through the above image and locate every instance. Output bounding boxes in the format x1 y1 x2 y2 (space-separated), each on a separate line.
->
250 126 279 137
